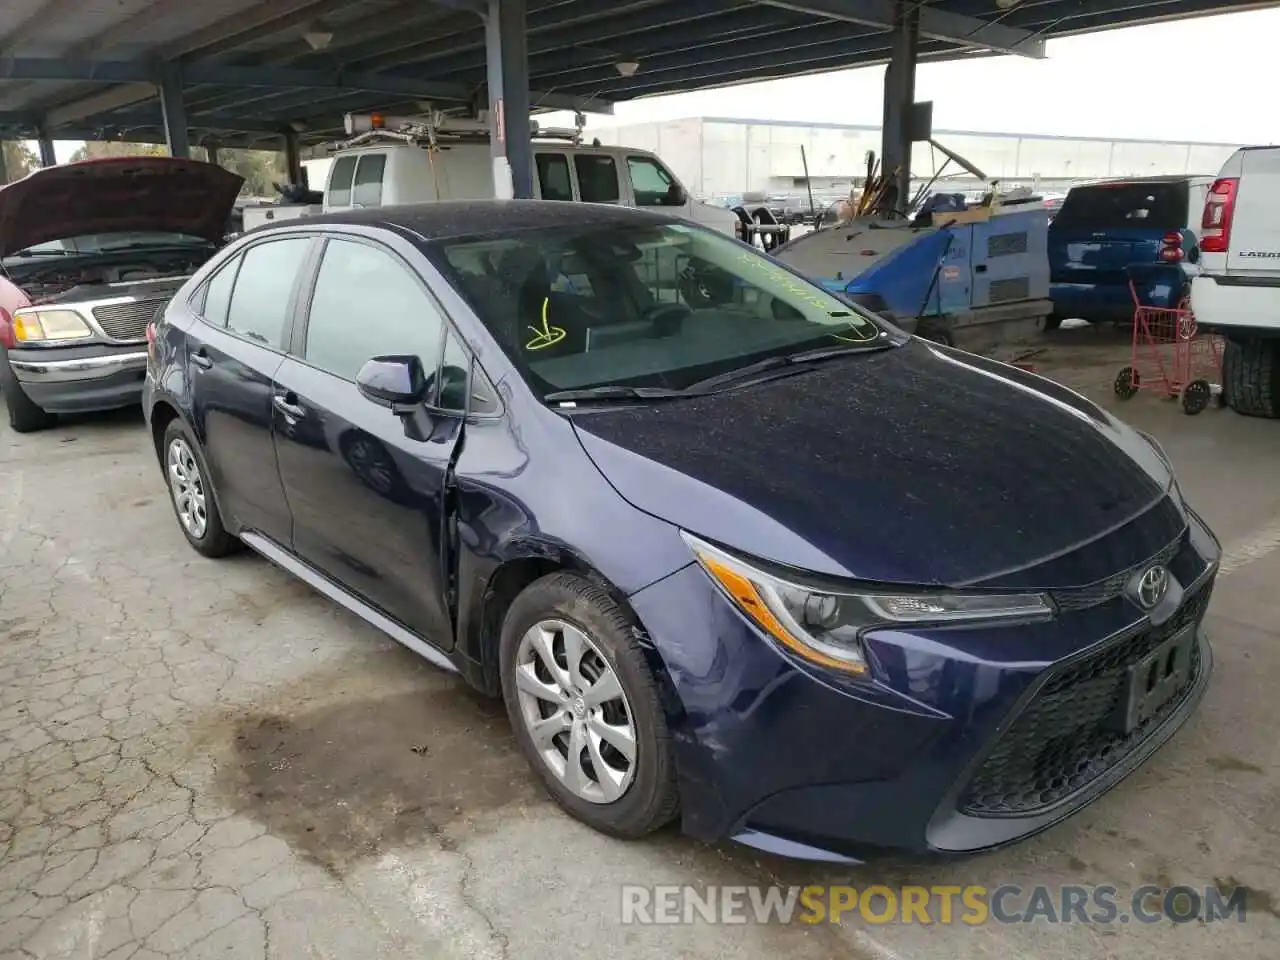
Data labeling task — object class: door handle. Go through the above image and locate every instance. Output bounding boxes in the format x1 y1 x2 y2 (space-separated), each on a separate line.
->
272 394 306 419
190 350 212 369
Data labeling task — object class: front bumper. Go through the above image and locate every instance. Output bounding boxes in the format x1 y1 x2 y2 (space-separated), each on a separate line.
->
7 344 149 414
629 505 1220 860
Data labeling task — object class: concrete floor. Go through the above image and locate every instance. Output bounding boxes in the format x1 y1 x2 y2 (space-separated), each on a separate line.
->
1 328 1277 960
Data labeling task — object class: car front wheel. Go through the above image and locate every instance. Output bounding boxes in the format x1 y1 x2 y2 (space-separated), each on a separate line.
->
162 419 240 558
500 572 679 839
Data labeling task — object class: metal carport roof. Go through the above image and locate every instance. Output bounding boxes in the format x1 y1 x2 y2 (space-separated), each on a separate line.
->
0 0 1275 150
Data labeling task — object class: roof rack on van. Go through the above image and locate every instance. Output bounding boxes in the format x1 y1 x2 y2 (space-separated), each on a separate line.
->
331 108 588 152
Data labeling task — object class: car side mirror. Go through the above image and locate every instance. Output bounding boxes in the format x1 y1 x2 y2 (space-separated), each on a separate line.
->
356 355 428 414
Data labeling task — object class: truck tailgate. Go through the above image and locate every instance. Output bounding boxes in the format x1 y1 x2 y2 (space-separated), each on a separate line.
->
1228 149 1280 275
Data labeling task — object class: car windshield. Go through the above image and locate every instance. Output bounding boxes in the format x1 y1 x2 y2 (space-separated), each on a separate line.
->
431 220 888 398
16 232 210 256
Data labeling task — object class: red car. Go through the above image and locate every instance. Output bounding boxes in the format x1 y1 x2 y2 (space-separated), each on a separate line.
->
0 156 242 432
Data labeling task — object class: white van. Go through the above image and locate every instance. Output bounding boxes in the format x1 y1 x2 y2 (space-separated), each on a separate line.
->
1189 146 1280 417
320 113 740 237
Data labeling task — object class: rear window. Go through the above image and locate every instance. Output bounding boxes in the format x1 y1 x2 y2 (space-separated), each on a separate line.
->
1053 181 1189 230
352 154 386 207
327 155 358 206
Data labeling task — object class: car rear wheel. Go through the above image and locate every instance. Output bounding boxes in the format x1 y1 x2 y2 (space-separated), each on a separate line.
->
499 572 679 839
162 419 240 558
1222 337 1279 419
0 360 56 433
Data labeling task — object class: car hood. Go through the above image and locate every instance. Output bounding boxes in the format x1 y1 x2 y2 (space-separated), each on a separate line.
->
0 157 245 256
571 340 1185 590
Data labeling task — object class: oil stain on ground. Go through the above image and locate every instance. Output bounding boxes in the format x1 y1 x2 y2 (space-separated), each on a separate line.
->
218 679 545 876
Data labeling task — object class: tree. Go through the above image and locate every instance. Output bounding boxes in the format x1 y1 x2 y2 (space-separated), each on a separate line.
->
68 141 166 162
209 148 288 197
1 141 38 183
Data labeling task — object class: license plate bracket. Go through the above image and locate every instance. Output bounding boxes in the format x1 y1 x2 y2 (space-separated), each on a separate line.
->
1113 626 1197 735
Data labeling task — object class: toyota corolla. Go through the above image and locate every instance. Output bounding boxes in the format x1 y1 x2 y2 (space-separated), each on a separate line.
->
143 200 1219 861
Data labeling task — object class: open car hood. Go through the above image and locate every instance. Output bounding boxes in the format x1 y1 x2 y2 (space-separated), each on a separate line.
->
0 157 245 256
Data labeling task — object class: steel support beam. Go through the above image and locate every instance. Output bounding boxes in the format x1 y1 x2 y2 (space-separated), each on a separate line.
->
0 143 8 184
283 128 304 187
36 134 56 167
753 0 1046 58
157 62 190 159
485 0 533 199
206 142 220 166
879 1 918 216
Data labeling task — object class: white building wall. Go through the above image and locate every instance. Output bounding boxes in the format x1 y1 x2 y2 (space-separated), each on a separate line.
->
587 117 1244 195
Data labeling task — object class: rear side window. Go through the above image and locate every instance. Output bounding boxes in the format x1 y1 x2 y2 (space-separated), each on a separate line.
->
352 154 386 207
225 238 311 349
537 154 573 202
574 155 620 204
327 155 358 206
1053 181 1189 230
199 259 239 327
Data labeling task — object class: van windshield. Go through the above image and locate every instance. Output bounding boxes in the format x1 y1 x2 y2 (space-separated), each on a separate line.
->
430 220 890 398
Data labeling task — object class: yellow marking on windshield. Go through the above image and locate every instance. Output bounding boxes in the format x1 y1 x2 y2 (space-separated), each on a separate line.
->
526 297 567 351
734 251 878 344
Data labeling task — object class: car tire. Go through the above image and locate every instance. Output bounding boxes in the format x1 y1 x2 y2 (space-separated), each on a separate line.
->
0 360 56 433
161 419 240 558
499 571 679 839
1222 337 1279 419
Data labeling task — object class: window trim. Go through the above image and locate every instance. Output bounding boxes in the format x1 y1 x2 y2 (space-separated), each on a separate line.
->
288 231 504 421
207 234 320 354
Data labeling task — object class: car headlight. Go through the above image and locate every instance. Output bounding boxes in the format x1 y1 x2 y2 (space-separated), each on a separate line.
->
12 308 94 343
682 532 1053 675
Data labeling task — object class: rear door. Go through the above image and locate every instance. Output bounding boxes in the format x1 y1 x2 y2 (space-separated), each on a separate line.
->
186 235 315 544
1049 180 1189 285
270 232 463 646
1227 148 1280 276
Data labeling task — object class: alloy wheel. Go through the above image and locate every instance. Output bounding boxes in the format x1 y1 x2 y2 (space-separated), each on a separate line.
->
513 619 637 804
166 437 208 539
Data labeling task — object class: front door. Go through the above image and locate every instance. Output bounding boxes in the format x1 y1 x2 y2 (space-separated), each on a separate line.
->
270 235 462 647
186 236 313 544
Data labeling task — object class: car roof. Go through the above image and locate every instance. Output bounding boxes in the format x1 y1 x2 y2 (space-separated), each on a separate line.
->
1074 175 1212 188
249 199 678 243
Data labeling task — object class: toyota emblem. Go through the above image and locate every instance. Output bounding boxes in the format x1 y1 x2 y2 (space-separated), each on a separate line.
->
1136 565 1170 610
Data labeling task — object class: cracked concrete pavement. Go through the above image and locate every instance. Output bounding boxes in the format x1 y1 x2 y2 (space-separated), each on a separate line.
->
1 329 1278 960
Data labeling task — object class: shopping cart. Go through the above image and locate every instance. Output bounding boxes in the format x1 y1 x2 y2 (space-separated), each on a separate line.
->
1114 274 1224 415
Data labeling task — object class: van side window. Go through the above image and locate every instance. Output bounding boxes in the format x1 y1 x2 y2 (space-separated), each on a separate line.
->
352 154 387 207
327 155 358 206
574 155 620 204
628 156 681 206
537 154 573 202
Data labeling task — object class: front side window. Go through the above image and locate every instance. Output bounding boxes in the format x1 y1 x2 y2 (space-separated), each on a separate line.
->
573 155 619 204
327 155 358 206
303 238 445 383
225 238 311 348
431 221 886 399
536 154 573 202
352 154 387 207
627 156 681 207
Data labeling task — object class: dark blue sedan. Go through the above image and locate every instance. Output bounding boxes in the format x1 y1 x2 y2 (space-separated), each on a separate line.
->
143 200 1219 862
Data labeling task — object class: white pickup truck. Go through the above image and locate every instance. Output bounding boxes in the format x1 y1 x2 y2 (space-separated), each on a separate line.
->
1189 146 1280 418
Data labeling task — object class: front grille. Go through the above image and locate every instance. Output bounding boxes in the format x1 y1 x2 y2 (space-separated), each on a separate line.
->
959 582 1212 817
91 298 168 342
1050 534 1185 612
988 277 1030 302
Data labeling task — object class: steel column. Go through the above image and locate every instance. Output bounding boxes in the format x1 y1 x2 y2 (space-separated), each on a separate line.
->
157 63 190 158
0 143 8 183
485 0 532 199
36 133 55 167
879 0 918 216
283 128 303 186
205 142 220 166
